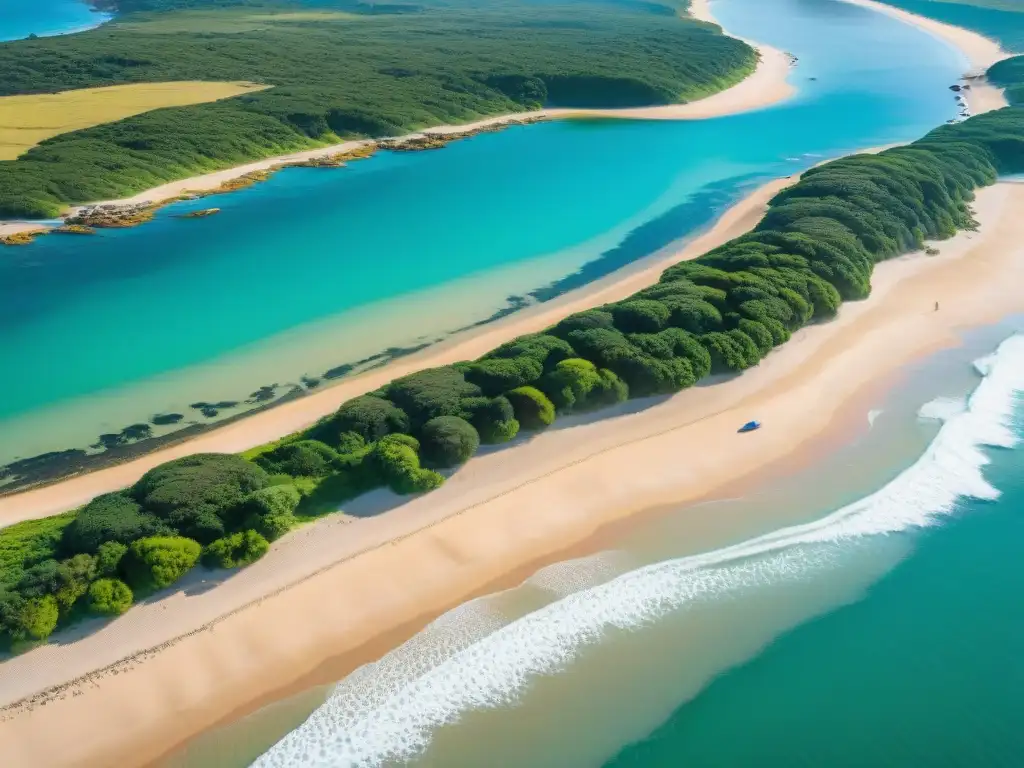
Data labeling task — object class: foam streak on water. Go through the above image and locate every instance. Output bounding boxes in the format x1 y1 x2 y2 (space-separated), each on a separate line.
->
252 335 1024 768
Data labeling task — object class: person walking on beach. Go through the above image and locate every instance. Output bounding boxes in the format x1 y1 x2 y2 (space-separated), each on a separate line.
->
935 301 939 312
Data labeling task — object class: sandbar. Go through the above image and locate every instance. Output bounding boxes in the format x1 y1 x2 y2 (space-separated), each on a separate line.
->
840 0 1012 114
3 172 1024 767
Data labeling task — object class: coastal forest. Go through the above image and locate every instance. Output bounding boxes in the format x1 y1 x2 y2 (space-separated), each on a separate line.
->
0 0 756 217
3 104 1024 649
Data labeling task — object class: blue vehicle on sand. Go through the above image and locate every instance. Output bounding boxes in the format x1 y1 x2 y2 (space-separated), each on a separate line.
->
738 420 761 433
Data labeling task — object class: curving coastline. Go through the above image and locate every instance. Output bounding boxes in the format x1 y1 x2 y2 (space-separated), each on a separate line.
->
3 175 1024 768
840 0 1011 113
0 4 1018 768
0 0 795 241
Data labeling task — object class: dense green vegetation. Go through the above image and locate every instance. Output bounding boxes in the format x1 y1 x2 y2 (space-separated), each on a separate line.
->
5 106 1024 649
989 57 1024 106
0 0 756 217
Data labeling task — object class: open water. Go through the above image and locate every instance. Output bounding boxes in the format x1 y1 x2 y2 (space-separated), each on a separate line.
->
0 0 968 467
0 0 110 41
164 326 1024 768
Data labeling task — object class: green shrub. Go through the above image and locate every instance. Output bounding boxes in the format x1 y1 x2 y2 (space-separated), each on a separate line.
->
485 334 575 368
589 368 630 408
88 578 133 616
612 299 671 333
95 541 128 577
308 395 410 444
384 367 481 427
0 589 26 641
17 559 62 598
256 440 340 478
122 536 202 591
61 492 165 555
132 454 268 543
240 484 302 541
202 530 270 569
552 309 616 340
539 358 603 411
336 431 370 464
463 395 520 443
463 357 543 396
54 554 97 613
366 434 444 494
506 387 556 430
420 416 481 468
16 595 59 641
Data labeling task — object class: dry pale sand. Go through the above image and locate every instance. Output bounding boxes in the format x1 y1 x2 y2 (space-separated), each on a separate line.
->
840 0 1011 114
2 180 1024 768
0 175 793 526
0 0 794 238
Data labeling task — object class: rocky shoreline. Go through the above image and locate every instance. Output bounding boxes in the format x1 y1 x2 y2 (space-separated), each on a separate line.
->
0 115 547 245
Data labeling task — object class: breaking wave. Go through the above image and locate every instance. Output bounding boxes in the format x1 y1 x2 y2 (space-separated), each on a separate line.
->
252 335 1024 768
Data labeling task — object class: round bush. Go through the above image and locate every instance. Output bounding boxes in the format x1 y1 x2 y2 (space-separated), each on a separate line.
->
486 334 574 368
240 485 302 541
540 358 602 411
202 530 270 569
463 396 519 443
309 395 410 443
588 368 629 408
62 492 165 555
420 416 481 468
95 541 128 577
256 440 339 478
17 596 59 641
366 436 444 494
506 387 556 430
133 454 268 543
122 536 202 591
88 579 134 616
463 357 543 396
611 299 670 333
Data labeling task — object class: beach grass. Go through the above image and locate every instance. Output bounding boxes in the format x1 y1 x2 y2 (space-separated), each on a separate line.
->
0 81 270 161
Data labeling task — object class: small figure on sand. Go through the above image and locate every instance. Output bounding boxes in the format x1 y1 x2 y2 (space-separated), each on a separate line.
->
935 301 940 312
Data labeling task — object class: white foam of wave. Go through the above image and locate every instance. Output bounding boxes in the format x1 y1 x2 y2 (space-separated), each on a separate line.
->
917 396 967 422
868 408 883 428
253 334 1024 768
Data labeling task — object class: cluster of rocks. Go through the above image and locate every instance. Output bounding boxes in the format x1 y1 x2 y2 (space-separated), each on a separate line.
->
66 203 156 229
947 81 973 123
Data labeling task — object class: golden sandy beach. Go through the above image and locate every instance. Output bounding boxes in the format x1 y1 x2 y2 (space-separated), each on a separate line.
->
3 176 1024 768
840 0 1011 113
0 3 1020 767
0 1 794 240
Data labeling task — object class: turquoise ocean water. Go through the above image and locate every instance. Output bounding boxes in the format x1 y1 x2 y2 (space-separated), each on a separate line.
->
0 0 110 41
0 0 967 466
165 325 1024 768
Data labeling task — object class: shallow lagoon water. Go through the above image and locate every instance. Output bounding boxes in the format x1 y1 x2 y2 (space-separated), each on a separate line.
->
0 0 111 41
0 0 966 465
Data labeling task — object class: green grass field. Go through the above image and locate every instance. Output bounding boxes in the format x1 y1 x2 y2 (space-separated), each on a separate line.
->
0 81 267 161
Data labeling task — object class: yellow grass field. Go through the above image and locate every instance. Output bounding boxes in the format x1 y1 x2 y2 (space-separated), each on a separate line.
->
0 81 269 160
